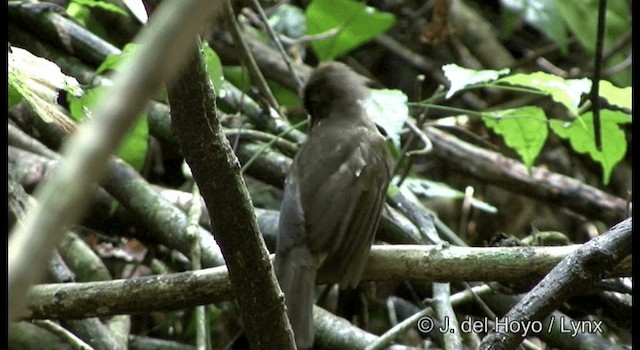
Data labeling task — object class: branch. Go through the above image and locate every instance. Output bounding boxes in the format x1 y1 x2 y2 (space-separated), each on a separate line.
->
8 2 120 66
224 0 281 113
24 244 631 319
479 217 632 349
8 0 226 320
7 127 225 269
448 0 515 69
313 306 418 350
166 39 295 349
426 126 628 225
480 292 626 349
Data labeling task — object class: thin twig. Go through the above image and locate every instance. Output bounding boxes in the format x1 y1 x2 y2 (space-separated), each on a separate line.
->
224 0 281 115
248 0 303 91
187 184 207 350
365 285 492 350
33 320 94 350
404 120 433 156
590 0 607 151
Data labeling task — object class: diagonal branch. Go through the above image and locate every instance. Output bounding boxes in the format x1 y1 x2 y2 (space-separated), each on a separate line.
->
479 217 632 349
166 38 295 349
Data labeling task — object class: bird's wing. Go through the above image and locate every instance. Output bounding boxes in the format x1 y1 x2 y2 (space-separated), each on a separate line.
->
301 130 391 288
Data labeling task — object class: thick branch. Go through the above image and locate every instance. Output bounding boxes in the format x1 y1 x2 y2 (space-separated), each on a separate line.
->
479 217 632 349
426 126 628 225
24 245 631 319
166 39 295 349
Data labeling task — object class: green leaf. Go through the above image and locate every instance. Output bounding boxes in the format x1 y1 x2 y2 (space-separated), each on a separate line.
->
222 66 251 90
69 0 128 16
9 84 24 107
68 87 149 170
497 72 591 115
399 177 498 213
66 2 116 42
599 80 631 111
483 107 548 171
201 43 225 94
362 89 408 150
500 0 569 54
96 43 139 75
549 110 630 184
305 0 395 61
442 64 510 98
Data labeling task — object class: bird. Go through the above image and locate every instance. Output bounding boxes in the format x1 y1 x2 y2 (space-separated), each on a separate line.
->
274 61 392 349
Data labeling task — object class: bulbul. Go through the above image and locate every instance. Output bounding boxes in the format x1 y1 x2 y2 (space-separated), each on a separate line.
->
275 61 392 348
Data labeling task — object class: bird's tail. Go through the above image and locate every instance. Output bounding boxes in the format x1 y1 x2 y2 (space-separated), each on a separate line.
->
275 248 317 349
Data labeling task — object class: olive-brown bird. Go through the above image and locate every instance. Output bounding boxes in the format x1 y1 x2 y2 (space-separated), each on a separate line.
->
274 62 392 348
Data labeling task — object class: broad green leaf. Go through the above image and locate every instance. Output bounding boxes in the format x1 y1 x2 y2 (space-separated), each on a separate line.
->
201 43 225 94
599 80 631 111
66 2 116 43
483 107 548 171
223 66 251 90
442 64 510 99
9 84 24 107
399 177 498 213
69 0 128 16
68 87 149 170
498 72 590 115
9 46 82 131
306 0 395 61
362 89 408 150
96 43 138 75
549 110 630 184
500 0 568 54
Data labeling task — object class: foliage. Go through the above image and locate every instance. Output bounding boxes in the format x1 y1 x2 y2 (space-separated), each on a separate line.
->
305 0 395 60
8 46 82 129
436 64 631 184
550 110 630 184
7 0 631 348
68 86 149 171
501 0 631 86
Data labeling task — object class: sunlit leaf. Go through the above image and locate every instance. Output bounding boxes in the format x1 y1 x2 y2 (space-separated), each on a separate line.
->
201 43 225 94
362 89 408 150
8 46 81 133
306 0 395 60
442 64 510 99
122 0 148 23
483 107 548 171
599 80 631 111
70 0 128 16
497 72 591 115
